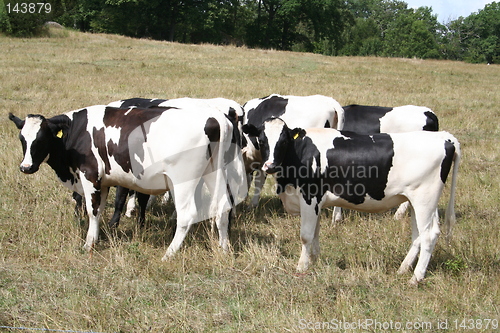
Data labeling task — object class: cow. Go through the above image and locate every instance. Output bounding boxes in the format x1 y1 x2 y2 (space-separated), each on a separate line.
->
242 94 345 208
242 117 460 284
9 103 246 260
342 104 439 133
104 97 245 228
334 104 440 221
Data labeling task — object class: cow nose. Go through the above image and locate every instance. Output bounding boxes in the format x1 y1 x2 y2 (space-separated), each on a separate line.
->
20 164 34 174
262 162 277 174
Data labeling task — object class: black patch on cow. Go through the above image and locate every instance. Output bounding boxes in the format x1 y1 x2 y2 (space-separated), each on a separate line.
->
325 132 394 204
249 136 260 150
273 135 322 213
204 117 221 160
117 98 168 109
246 95 289 151
246 95 289 126
223 113 241 166
440 140 455 183
46 110 98 186
204 117 220 142
423 111 439 131
101 106 173 174
324 120 331 128
342 105 393 133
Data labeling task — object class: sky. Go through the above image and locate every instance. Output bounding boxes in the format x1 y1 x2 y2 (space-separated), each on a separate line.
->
404 0 494 23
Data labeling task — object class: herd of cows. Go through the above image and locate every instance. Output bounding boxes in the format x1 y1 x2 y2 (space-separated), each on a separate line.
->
8 94 460 284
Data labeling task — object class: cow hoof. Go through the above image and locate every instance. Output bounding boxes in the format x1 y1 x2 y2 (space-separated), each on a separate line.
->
296 261 309 273
397 265 411 275
161 251 175 261
394 212 405 220
82 243 93 252
408 275 421 286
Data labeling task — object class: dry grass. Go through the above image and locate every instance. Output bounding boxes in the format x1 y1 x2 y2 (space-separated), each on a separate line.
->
1 28 499 332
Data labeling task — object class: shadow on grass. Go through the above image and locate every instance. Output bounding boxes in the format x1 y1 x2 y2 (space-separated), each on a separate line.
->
89 194 288 254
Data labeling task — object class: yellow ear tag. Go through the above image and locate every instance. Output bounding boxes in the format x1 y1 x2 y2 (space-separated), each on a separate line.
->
293 133 299 140
56 130 63 138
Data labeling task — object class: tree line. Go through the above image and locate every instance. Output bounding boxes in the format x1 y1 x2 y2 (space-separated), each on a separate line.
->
1 0 499 63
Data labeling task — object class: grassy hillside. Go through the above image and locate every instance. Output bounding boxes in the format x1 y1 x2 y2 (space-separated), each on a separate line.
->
1 29 499 332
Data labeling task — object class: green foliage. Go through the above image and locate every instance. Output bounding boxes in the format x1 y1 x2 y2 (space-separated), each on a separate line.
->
443 256 468 276
1 0 53 36
0 0 11 33
1 0 498 63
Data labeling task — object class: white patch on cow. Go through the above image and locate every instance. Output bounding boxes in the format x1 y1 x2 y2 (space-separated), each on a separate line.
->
107 101 122 108
124 107 135 116
106 126 121 146
20 117 43 168
379 105 432 133
278 184 301 215
262 118 286 169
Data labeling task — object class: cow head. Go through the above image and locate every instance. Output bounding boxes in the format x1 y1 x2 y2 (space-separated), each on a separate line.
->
9 113 68 174
242 117 305 174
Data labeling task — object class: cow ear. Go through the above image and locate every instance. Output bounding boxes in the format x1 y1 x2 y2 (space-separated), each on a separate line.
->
290 128 306 140
9 113 25 129
242 124 260 137
48 115 71 139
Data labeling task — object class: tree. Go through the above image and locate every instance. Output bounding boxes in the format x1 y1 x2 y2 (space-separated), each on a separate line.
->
445 2 500 63
1 0 54 36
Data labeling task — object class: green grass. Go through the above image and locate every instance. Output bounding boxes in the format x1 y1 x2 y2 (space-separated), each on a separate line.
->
1 28 499 332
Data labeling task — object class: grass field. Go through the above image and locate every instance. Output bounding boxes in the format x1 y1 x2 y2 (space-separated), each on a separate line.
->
1 29 499 332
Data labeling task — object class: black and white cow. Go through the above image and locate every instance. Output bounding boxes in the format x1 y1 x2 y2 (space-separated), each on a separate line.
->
9 103 246 260
104 97 245 228
334 104 440 221
242 94 345 207
342 104 439 133
243 118 460 284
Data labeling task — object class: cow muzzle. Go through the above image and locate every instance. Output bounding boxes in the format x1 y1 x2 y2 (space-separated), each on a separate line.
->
20 163 38 174
262 161 277 174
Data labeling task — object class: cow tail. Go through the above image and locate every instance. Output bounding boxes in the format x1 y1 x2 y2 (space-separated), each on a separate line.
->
213 114 232 221
444 135 461 244
333 100 345 130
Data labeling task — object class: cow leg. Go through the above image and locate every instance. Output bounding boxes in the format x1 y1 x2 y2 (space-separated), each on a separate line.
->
161 182 199 260
161 192 170 204
297 197 321 272
332 206 342 223
410 207 440 284
109 186 129 229
125 191 136 217
397 204 420 275
83 183 109 251
72 192 84 218
136 192 150 228
394 201 410 220
250 170 266 208
214 210 231 251
202 171 232 251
